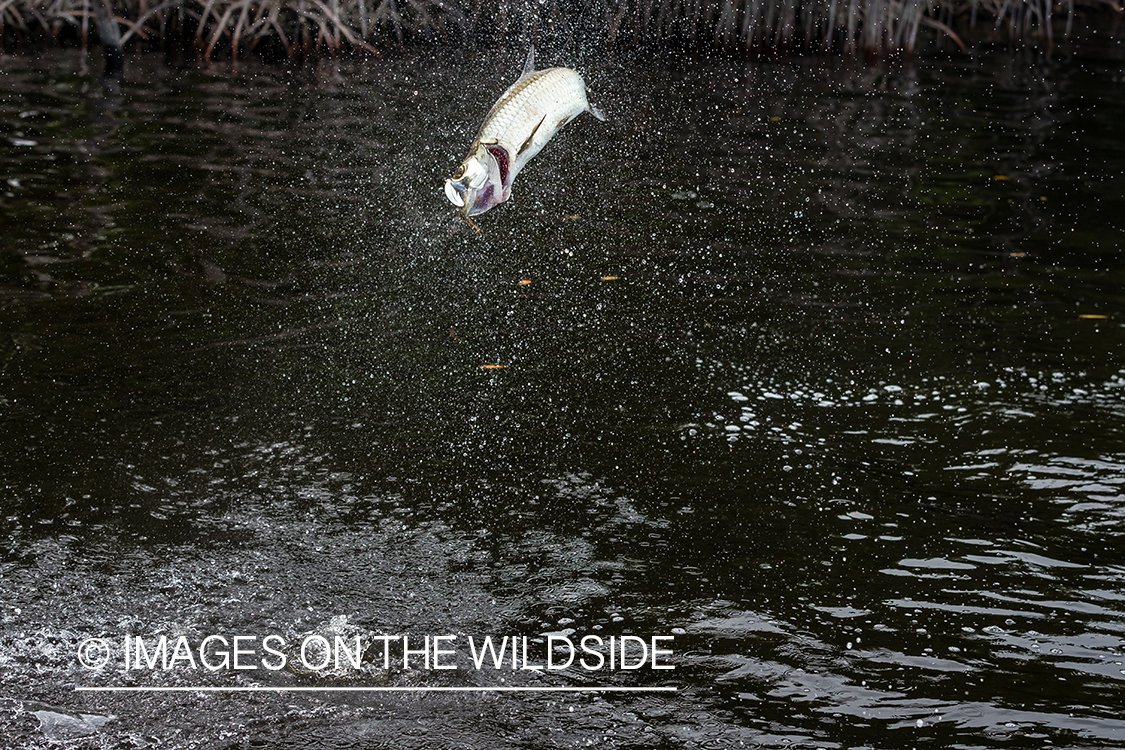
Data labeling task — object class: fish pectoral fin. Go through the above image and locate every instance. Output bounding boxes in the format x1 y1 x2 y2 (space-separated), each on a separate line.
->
588 102 608 122
520 46 536 78
518 116 547 157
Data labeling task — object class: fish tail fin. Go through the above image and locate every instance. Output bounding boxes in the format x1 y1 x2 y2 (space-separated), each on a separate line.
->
589 102 607 122
521 46 536 78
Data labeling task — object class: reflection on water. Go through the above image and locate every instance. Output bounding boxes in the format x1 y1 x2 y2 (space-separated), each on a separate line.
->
2 42 1125 748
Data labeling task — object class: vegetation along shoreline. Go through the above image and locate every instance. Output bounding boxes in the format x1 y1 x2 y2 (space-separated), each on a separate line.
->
1 0 1122 66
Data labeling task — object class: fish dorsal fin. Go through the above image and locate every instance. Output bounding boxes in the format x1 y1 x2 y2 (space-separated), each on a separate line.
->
520 46 536 78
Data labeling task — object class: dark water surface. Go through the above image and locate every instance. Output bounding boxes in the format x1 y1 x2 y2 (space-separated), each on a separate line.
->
2 41 1125 749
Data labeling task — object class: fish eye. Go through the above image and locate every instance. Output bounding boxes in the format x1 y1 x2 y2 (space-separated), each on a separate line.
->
451 165 465 180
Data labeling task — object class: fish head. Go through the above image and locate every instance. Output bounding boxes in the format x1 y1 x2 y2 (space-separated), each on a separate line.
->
444 143 512 217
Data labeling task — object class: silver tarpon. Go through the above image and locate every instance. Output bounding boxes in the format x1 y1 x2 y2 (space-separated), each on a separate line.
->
444 47 606 222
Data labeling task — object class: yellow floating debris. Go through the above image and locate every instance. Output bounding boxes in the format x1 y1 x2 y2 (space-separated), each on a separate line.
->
769 116 781 121
600 276 619 281
564 214 579 220
993 175 1010 180
1009 252 1026 258
1079 314 1108 320
518 279 531 285
1040 196 1048 201
482 364 506 369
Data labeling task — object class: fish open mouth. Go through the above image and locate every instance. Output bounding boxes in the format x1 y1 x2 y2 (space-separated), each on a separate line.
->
464 184 496 216
445 180 466 207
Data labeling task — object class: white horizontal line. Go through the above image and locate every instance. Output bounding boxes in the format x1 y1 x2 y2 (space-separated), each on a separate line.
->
75 686 677 693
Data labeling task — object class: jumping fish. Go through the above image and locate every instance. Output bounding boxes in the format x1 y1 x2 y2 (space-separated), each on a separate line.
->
444 47 606 223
